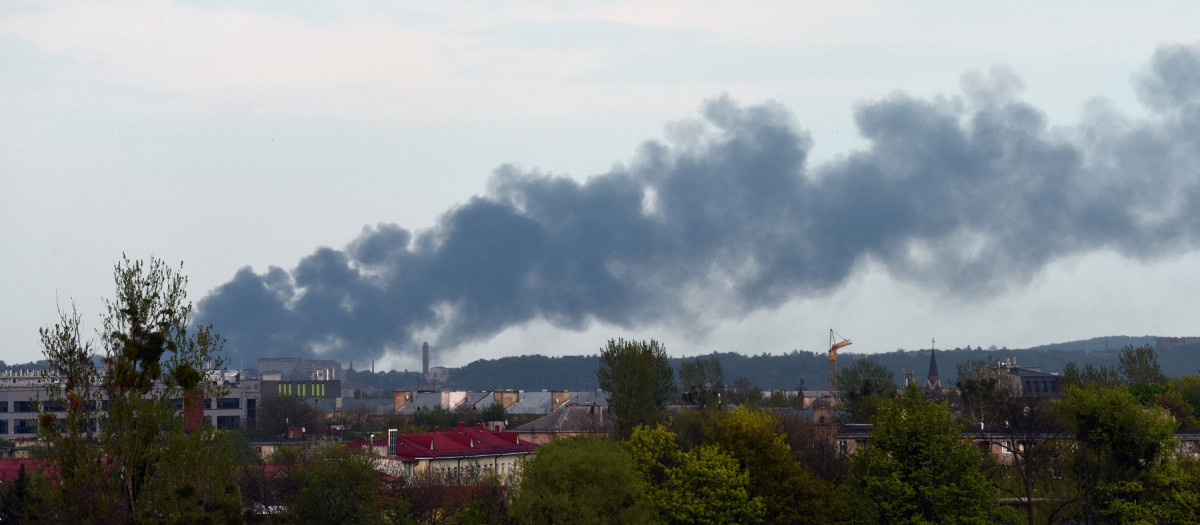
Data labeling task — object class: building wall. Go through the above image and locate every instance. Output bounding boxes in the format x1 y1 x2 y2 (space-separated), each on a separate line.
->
377 452 529 481
0 375 262 438
262 380 341 400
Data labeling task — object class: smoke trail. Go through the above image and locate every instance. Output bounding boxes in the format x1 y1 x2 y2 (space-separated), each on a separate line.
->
196 44 1200 364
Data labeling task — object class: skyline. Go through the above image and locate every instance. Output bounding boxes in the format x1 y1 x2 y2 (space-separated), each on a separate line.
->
3 3 1200 371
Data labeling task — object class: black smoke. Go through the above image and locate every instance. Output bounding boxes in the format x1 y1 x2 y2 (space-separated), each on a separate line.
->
197 44 1200 364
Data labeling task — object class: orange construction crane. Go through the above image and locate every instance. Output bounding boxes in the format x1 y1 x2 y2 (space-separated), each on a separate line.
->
828 329 852 394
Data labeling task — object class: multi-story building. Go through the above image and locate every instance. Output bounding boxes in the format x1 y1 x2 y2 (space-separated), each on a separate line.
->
0 368 263 440
989 358 1063 398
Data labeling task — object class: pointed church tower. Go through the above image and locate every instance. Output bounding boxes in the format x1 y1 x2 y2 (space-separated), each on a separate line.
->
925 346 942 394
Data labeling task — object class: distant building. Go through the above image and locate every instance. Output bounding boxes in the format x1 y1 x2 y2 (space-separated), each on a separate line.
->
391 389 607 417
256 358 343 381
513 404 611 444
360 425 537 480
1157 337 1200 349
424 366 450 386
261 379 342 406
990 358 1062 398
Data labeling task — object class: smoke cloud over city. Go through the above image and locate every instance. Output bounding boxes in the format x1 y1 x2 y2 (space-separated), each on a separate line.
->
196 44 1200 365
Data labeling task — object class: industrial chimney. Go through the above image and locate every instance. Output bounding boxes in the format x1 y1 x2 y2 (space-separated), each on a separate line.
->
422 342 430 375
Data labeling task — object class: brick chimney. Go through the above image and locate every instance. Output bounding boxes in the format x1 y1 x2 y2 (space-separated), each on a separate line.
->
183 390 204 434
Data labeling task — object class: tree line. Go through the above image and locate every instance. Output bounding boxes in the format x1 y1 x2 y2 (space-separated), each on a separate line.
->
372 340 1200 393
503 338 1200 524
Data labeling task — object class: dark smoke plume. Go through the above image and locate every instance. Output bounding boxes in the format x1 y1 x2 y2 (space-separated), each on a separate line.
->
197 44 1200 364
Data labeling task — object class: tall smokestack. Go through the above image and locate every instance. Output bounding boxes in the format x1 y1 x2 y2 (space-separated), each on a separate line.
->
427 342 436 376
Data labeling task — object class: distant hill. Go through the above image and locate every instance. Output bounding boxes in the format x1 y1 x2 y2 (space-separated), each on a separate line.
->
6 336 1196 392
433 335 1200 392
1023 335 1156 352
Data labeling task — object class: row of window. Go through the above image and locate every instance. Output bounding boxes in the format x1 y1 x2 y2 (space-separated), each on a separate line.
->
0 397 242 414
277 383 327 397
0 419 38 435
0 414 242 435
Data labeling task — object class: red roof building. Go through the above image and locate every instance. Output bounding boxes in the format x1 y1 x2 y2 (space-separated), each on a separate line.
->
354 424 537 481
0 458 48 483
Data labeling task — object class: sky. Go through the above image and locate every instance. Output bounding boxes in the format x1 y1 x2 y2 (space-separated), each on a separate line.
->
3 2 1200 372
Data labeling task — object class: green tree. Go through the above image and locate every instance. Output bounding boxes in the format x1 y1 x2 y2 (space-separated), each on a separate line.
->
596 339 675 440
848 385 995 524
1118 344 1167 386
508 437 654 524
1175 375 1200 415
837 358 897 423
1060 384 1186 523
626 424 763 524
1149 389 1200 431
775 412 846 482
678 355 724 407
138 426 243 522
34 303 121 522
98 256 239 521
226 427 263 465
32 256 240 522
1061 361 1122 389
725 376 762 407
983 394 1072 525
704 407 843 525
953 357 1010 425
257 395 324 437
0 463 34 523
286 443 386 524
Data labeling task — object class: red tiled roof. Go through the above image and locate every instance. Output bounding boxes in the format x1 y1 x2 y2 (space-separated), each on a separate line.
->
0 458 49 483
351 424 537 460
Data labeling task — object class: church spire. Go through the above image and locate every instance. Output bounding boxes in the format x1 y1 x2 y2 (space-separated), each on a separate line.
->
925 340 942 393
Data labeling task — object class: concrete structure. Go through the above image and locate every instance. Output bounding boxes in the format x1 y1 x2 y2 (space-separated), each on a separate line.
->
256 358 343 381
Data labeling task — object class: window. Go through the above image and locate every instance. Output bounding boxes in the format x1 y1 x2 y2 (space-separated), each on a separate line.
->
216 415 241 429
15 401 35 413
0 419 7 434
14 419 37 434
216 398 240 410
0 401 8 413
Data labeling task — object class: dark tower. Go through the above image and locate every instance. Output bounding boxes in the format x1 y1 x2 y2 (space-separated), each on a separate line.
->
925 342 942 394
422 342 430 375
